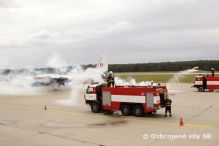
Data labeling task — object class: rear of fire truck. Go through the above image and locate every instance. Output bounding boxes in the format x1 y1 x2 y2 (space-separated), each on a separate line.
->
84 84 167 117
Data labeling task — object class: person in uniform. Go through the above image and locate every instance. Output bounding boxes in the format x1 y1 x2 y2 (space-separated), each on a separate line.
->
159 88 167 107
210 68 215 77
107 71 115 87
164 96 172 117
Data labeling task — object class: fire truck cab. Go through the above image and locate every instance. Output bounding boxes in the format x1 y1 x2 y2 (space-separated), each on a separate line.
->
84 84 167 117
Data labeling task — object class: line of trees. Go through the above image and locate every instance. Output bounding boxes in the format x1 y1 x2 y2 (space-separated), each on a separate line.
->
1 60 218 74
108 60 219 72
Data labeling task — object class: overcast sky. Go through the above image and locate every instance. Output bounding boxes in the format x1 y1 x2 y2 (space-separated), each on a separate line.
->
0 0 219 68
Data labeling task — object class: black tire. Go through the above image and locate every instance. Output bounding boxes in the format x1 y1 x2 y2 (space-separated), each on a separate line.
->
210 90 214 92
133 105 144 117
91 102 101 113
121 104 131 116
198 86 205 92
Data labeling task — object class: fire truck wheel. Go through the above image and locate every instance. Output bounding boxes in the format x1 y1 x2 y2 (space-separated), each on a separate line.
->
133 105 144 117
198 86 205 92
91 102 101 113
210 90 214 92
121 104 131 116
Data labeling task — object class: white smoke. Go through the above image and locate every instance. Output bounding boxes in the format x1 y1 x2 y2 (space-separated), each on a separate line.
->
115 76 157 86
0 53 107 109
0 55 69 95
0 74 37 95
56 65 104 106
46 54 69 74
115 77 136 86
46 54 68 68
56 85 81 106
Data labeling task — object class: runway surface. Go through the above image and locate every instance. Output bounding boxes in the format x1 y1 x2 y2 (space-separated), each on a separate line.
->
0 84 218 146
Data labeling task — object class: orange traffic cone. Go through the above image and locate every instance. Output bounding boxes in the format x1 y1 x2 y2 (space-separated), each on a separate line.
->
44 105 47 110
179 118 184 126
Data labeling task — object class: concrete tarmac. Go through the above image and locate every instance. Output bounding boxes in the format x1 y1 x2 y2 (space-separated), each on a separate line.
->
0 84 218 146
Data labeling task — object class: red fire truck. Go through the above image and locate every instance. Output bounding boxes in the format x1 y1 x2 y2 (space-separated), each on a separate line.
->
193 68 219 92
84 84 167 116
193 76 219 92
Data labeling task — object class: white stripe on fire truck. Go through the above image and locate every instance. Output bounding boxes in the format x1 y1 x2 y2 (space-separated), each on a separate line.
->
195 81 203 85
207 81 219 85
154 96 160 104
111 95 145 103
